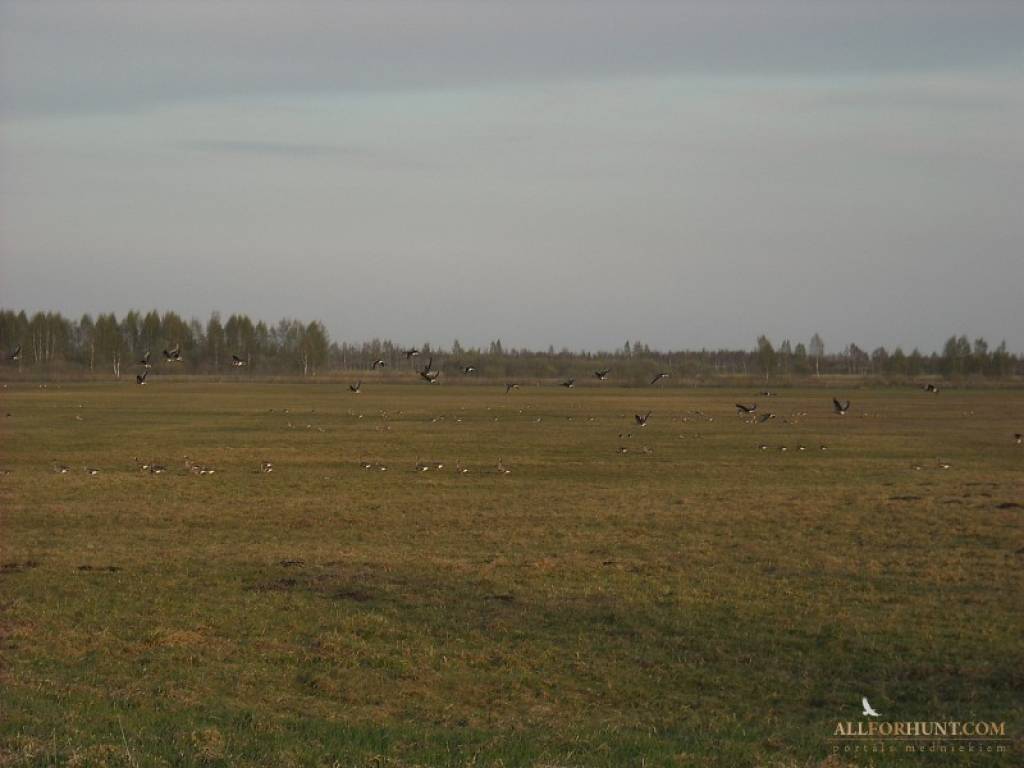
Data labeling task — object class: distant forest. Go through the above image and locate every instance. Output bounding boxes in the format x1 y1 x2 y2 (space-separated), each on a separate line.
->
1 308 1020 383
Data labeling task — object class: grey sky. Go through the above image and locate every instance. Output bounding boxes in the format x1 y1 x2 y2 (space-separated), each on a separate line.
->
1 1 1022 352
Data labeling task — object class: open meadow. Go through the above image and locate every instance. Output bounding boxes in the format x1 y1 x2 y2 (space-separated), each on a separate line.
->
1 381 1022 767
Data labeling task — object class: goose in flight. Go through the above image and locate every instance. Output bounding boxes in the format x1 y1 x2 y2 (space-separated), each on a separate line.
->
231 354 248 367
635 411 651 427
736 403 757 415
372 359 386 369
594 369 610 381
419 358 439 383
404 348 420 359
349 381 362 393
162 344 182 363
462 365 478 374
136 370 148 386
138 351 152 368
861 697 881 717
562 378 575 389
833 398 850 415
650 372 669 385
8 344 21 361
505 383 519 394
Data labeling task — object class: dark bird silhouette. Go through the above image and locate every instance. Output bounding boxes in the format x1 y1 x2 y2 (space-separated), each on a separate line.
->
349 381 362 393
760 390 775 397
419 358 439 383
923 383 939 393
462 365 478 374
833 398 850 415
505 383 519 394
372 359 386 369
594 369 610 381
404 348 420 359
136 370 148 386
1015 433 1022 445
650 372 669 385
758 412 775 423
162 344 182 363
736 403 757 414
137 351 152 368
231 354 248 367
8 344 21 361
562 378 575 389
635 411 651 427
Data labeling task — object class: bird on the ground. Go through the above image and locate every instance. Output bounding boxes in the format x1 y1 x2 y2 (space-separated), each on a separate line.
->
259 461 273 473
84 466 100 475
162 344 182 363
136 370 148 385
1015 433 1022 445
349 381 362 393
833 398 850 415
505 383 519 394
650 372 669 385
760 390 775 397
923 383 939 393
497 458 511 475
635 411 651 427
819 444 829 451
938 461 951 470
758 412 775 423
372 359 386 369
138 351 152 368
53 462 70 474
595 369 610 381
231 354 248 367
562 378 575 389
736 403 757 415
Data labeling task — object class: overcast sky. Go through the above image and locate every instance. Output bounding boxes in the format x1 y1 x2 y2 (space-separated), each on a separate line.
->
1 1 1022 353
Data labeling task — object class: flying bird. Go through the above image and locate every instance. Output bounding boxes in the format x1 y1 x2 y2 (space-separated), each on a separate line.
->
650 372 669 385
372 359 386 369
635 411 651 427
349 381 362 393
231 354 248 367
861 698 881 717
462 365 478 374
419 358 439 383
736 403 757 414
594 369 610 381
505 383 519 394
162 345 182 363
135 370 148 386
8 344 21 361
404 348 420 359
833 398 850 415
137 351 152 368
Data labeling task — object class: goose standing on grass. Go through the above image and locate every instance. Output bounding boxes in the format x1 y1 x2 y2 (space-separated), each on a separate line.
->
497 458 511 475
833 398 850 415
923 383 939 393
349 381 362 394
1015 433 1022 445
138 351 152 368
7 344 21 361
136 370 148 386
635 411 651 427
505 383 519 394
650 372 669 385
562 378 575 389
231 354 248 367
594 369 610 381
736 403 757 415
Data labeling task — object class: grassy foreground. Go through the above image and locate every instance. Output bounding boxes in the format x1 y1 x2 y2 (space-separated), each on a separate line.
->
1 382 1021 767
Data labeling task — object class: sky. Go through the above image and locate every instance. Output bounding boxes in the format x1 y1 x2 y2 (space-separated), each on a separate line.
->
1 1 1022 353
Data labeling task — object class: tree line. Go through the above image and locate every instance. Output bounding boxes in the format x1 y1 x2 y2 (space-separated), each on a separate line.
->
1 309 1020 382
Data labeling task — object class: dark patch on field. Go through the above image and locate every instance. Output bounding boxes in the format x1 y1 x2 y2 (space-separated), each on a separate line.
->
76 564 122 572
995 501 1022 509
888 495 921 501
0 560 40 573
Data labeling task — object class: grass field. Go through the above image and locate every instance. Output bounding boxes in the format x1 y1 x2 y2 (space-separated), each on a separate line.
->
1 381 1021 767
